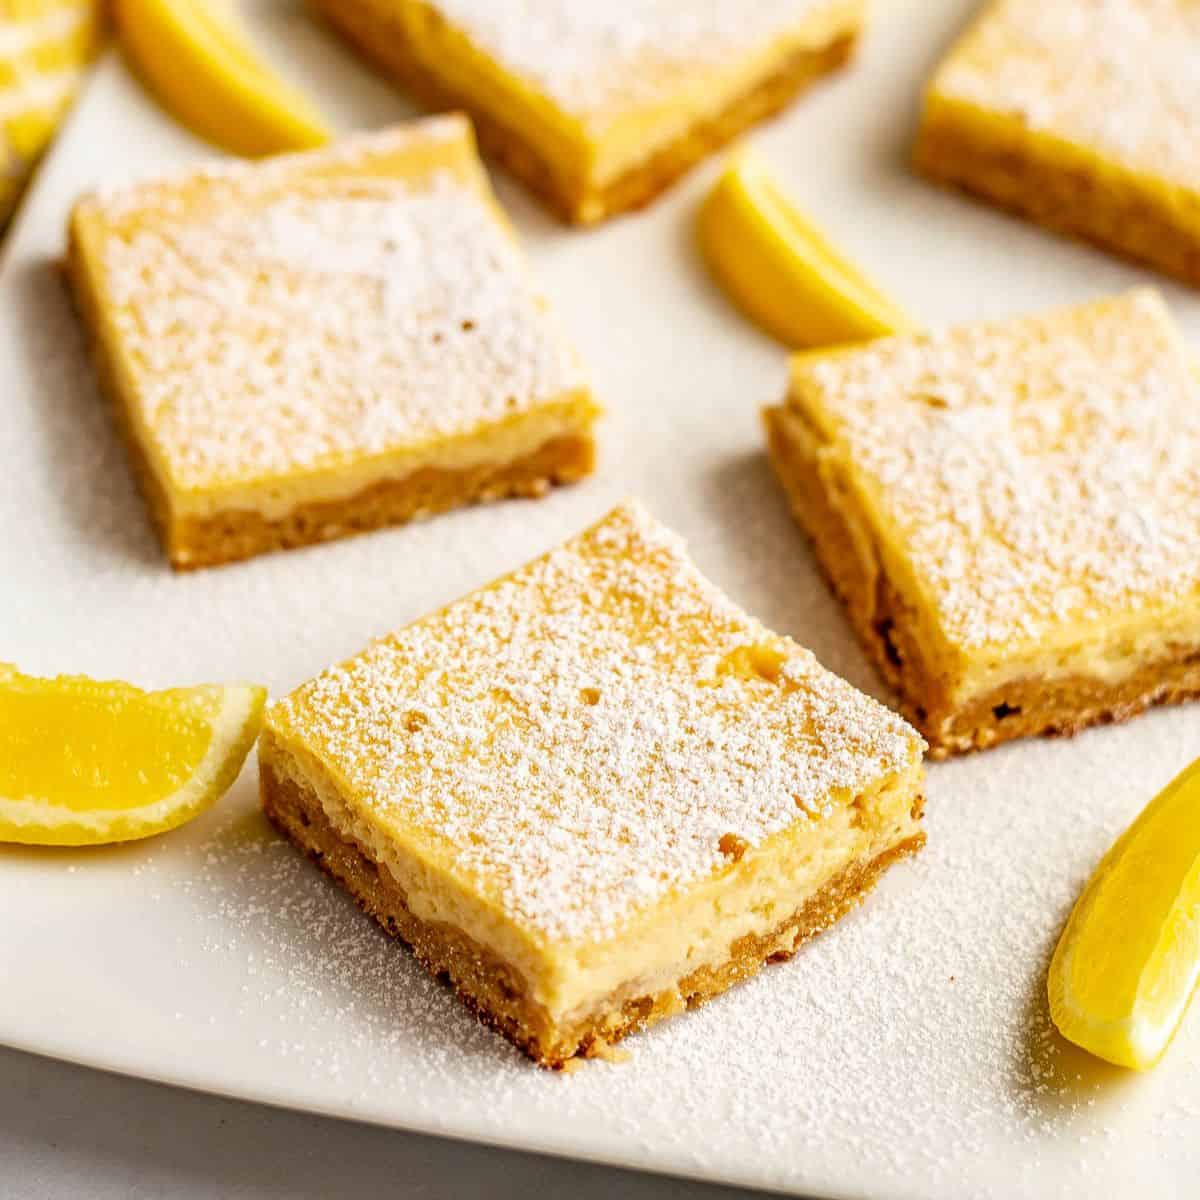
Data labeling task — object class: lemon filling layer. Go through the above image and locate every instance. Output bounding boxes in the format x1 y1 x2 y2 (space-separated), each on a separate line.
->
390 0 863 190
269 736 921 1022
778 401 1200 704
156 402 595 522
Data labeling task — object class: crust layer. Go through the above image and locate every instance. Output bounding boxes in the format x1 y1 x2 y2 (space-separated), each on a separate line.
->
164 434 595 570
914 103 1200 287
765 406 1200 757
261 756 924 1067
311 0 856 224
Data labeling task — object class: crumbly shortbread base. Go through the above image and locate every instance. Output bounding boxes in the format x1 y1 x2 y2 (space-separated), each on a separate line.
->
765 406 1200 757
311 0 856 225
261 756 924 1067
162 434 594 570
914 100 1200 287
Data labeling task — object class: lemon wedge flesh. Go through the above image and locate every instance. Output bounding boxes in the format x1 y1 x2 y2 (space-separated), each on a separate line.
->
1048 756 1200 1070
0 665 265 846
113 0 329 157
698 149 912 349
0 1 103 227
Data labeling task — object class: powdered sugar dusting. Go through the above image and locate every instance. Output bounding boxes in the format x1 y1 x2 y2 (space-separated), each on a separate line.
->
6 10 1200 1196
269 500 920 942
932 0 1200 189
75 120 585 488
789 290 1200 651
429 0 841 118
150 722 1182 1197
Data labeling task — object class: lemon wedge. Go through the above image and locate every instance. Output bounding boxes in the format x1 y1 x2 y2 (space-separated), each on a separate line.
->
1048 756 1200 1070
698 149 912 349
0 1 103 227
0 665 265 846
113 0 330 157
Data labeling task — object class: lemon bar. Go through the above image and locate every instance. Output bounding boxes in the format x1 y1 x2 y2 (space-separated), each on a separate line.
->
311 0 865 225
765 290 1200 759
260 500 926 1066
67 116 599 569
914 0 1200 285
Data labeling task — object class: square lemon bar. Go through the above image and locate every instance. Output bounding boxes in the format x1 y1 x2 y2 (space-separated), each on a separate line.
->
67 116 599 569
312 0 865 224
915 0 1200 285
260 500 926 1066
765 290 1200 759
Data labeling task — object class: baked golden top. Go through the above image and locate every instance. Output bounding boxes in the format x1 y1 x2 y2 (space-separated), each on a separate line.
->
929 0 1200 190
69 116 588 491
786 290 1200 657
268 500 920 944
404 0 852 124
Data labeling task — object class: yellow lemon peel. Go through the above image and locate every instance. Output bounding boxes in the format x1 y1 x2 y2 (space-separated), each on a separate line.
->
0 665 265 846
698 148 912 349
1048 756 1200 1070
113 0 329 157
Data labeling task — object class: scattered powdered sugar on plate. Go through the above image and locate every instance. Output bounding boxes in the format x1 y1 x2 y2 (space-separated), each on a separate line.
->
145 714 1192 1198
5 16 1200 1196
270 499 920 943
934 0 1200 189
78 122 584 488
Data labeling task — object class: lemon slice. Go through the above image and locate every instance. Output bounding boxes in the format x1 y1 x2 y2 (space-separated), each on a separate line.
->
113 0 330 157
698 149 913 349
1048 756 1200 1070
0 665 266 846
0 1 103 227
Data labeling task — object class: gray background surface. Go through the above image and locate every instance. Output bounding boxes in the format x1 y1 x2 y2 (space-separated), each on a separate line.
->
0 1046 749 1199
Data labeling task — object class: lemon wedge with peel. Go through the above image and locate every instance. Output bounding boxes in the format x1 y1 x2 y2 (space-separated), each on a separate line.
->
113 0 329 157
0 665 265 846
698 149 913 349
1048 756 1200 1070
0 0 104 228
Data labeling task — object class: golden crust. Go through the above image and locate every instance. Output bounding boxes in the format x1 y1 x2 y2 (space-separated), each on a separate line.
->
914 101 1200 287
261 755 925 1067
927 663 1200 759
311 0 857 225
162 435 592 571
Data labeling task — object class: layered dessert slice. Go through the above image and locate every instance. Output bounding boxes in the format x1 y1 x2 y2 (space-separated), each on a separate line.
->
765 289 1200 758
914 0 1200 285
260 500 926 1066
67 115 599 569
312 0 866 224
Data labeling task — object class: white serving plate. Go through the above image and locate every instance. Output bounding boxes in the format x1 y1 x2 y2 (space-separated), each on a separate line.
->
2 4 1199 1196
